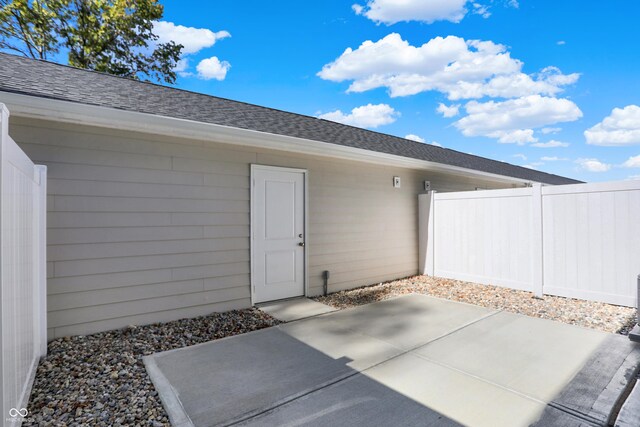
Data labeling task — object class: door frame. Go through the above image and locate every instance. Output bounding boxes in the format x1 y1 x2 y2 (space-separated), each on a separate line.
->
250 164 309 305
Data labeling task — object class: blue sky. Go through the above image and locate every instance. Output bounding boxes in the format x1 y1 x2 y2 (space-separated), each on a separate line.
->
156 0 640 182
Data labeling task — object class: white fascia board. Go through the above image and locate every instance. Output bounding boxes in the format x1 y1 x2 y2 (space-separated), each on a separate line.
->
0 92 531 185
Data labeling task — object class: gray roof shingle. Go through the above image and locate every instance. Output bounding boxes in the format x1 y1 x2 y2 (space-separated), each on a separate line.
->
0 53 580 185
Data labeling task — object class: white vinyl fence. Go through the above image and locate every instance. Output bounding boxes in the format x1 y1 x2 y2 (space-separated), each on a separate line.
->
1 105 47 427
419 181 640 307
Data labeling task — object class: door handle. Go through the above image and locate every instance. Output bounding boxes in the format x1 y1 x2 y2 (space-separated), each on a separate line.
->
298 242 305 247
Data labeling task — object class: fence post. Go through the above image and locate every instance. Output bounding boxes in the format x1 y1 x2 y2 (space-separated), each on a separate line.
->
418 193 429 275
36 165 47 356
531 183 544 297
427 190 436 276
0 103 7 427
630 275 640 342
418 191 436 276
0 103 7 143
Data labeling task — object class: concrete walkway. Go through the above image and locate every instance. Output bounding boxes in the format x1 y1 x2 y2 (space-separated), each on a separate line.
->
257 298 337 322
144 294 640 427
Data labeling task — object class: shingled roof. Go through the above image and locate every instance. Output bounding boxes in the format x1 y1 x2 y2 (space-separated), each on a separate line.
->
0 53 580 185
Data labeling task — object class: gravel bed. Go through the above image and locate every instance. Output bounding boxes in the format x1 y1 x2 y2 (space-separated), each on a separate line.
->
315 275 637 334
24 278 637 425
25 308 280 427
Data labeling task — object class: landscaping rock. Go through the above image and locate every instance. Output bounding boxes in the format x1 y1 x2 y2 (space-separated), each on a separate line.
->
315 275 636 334
25 308 280 426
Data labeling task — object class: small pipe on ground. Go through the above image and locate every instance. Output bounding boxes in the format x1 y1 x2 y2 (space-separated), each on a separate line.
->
322 270 330 296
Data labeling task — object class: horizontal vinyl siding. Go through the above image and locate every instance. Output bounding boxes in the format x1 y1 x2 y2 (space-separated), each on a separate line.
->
53 298 250 338
11 117 513 338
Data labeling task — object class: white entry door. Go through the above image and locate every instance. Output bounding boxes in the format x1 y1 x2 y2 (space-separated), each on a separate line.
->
251 166 306 303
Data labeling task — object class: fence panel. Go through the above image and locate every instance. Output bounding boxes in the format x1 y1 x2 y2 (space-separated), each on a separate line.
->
420 180 640 307
542 182 640 306
431 188 535 292
1 105 47 427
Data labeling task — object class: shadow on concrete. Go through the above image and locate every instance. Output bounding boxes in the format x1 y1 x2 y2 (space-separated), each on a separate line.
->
530 334 640 427
145 325 461 426
144 294 640 427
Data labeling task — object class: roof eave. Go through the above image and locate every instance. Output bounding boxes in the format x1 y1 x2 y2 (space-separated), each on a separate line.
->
0 91 535 186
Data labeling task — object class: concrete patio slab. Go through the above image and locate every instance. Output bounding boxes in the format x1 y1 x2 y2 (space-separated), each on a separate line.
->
414 311 609 402
237 372 463 427
145 327 357 427
324 294 498 350
363 351 546 427
278 315 404 371
144 294 639 427
257 298 337 322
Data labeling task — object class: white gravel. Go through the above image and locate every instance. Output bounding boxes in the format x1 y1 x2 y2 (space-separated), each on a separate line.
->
315 275 637 334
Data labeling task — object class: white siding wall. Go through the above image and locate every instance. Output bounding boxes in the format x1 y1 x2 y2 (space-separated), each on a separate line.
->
11 117 511 338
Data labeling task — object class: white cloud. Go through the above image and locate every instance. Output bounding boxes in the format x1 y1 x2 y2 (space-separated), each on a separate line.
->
404 135 442 147
454 95 582 143
317 104 399 128
576 158 611 172
541 127 561 134
628 175 640 180
447 67 579 101
352 0 469 24
523 164 540 170
622 155 640 168
531 140 570 148
538 66 579 87
154 21 230 55
512 153 527 161
405 134 426 143
584 105 640 146
541 156 568 161
175 58 188 72
493 129 537 144
351 0 517 24
174 58 193 77
436 103 460 118
557 40 566 46
318 34 579 100
472 3 491 18
196 57 231 81
154 21 232 78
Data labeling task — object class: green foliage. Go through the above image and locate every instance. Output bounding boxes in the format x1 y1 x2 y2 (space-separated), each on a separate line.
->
0 0 64 59
0 0 183 83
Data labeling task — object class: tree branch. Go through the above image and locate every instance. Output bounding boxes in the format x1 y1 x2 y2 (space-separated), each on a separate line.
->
10 8 37 58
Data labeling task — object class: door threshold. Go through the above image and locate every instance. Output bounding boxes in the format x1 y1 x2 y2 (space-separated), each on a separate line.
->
256 298 337 322
255 296 307 307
